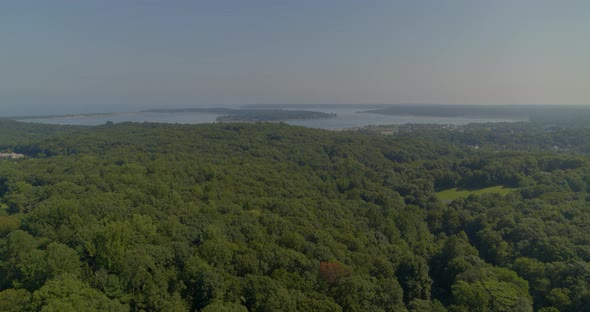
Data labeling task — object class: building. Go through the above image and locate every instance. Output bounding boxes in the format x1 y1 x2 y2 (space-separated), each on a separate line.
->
0 152 25 159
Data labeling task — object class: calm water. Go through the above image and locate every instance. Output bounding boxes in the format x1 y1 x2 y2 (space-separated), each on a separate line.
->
18 112 221 126
18 108 526 129
285 108 525 129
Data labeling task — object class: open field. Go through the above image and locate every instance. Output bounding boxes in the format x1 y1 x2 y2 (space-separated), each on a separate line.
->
435 185 516 202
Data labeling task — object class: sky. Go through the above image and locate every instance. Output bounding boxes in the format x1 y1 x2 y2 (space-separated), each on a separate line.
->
1 0 589 116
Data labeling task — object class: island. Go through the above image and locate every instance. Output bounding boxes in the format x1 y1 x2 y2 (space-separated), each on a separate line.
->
143 108 336 122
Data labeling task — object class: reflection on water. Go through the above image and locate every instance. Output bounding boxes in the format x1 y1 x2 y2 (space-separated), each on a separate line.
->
18 108 526 130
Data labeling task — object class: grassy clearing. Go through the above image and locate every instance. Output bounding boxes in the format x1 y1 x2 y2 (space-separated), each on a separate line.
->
435 185 516 202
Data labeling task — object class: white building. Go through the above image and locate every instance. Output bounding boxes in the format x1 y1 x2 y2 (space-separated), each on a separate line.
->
0 152 25 159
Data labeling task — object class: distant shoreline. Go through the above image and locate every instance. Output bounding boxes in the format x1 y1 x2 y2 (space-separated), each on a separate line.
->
8 104 590 128
10 112 126 120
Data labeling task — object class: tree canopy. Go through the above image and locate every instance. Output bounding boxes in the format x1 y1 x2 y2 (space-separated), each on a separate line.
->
1 120 590 311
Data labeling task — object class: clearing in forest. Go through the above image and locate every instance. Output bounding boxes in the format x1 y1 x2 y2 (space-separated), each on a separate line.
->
435 185 516 202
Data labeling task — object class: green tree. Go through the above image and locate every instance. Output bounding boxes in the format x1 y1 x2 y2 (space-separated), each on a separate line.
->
0 288 31 312
30 275 128 312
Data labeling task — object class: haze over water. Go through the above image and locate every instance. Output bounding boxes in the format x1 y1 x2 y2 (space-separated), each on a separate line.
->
17 108 526 130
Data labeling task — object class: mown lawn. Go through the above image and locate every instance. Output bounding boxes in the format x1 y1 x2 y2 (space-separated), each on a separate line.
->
435 185 516 202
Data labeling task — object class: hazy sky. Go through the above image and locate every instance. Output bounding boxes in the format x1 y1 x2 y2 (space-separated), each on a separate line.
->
1 0 589 116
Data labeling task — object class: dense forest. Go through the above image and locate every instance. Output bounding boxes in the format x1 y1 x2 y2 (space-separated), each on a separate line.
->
1 119 590 311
